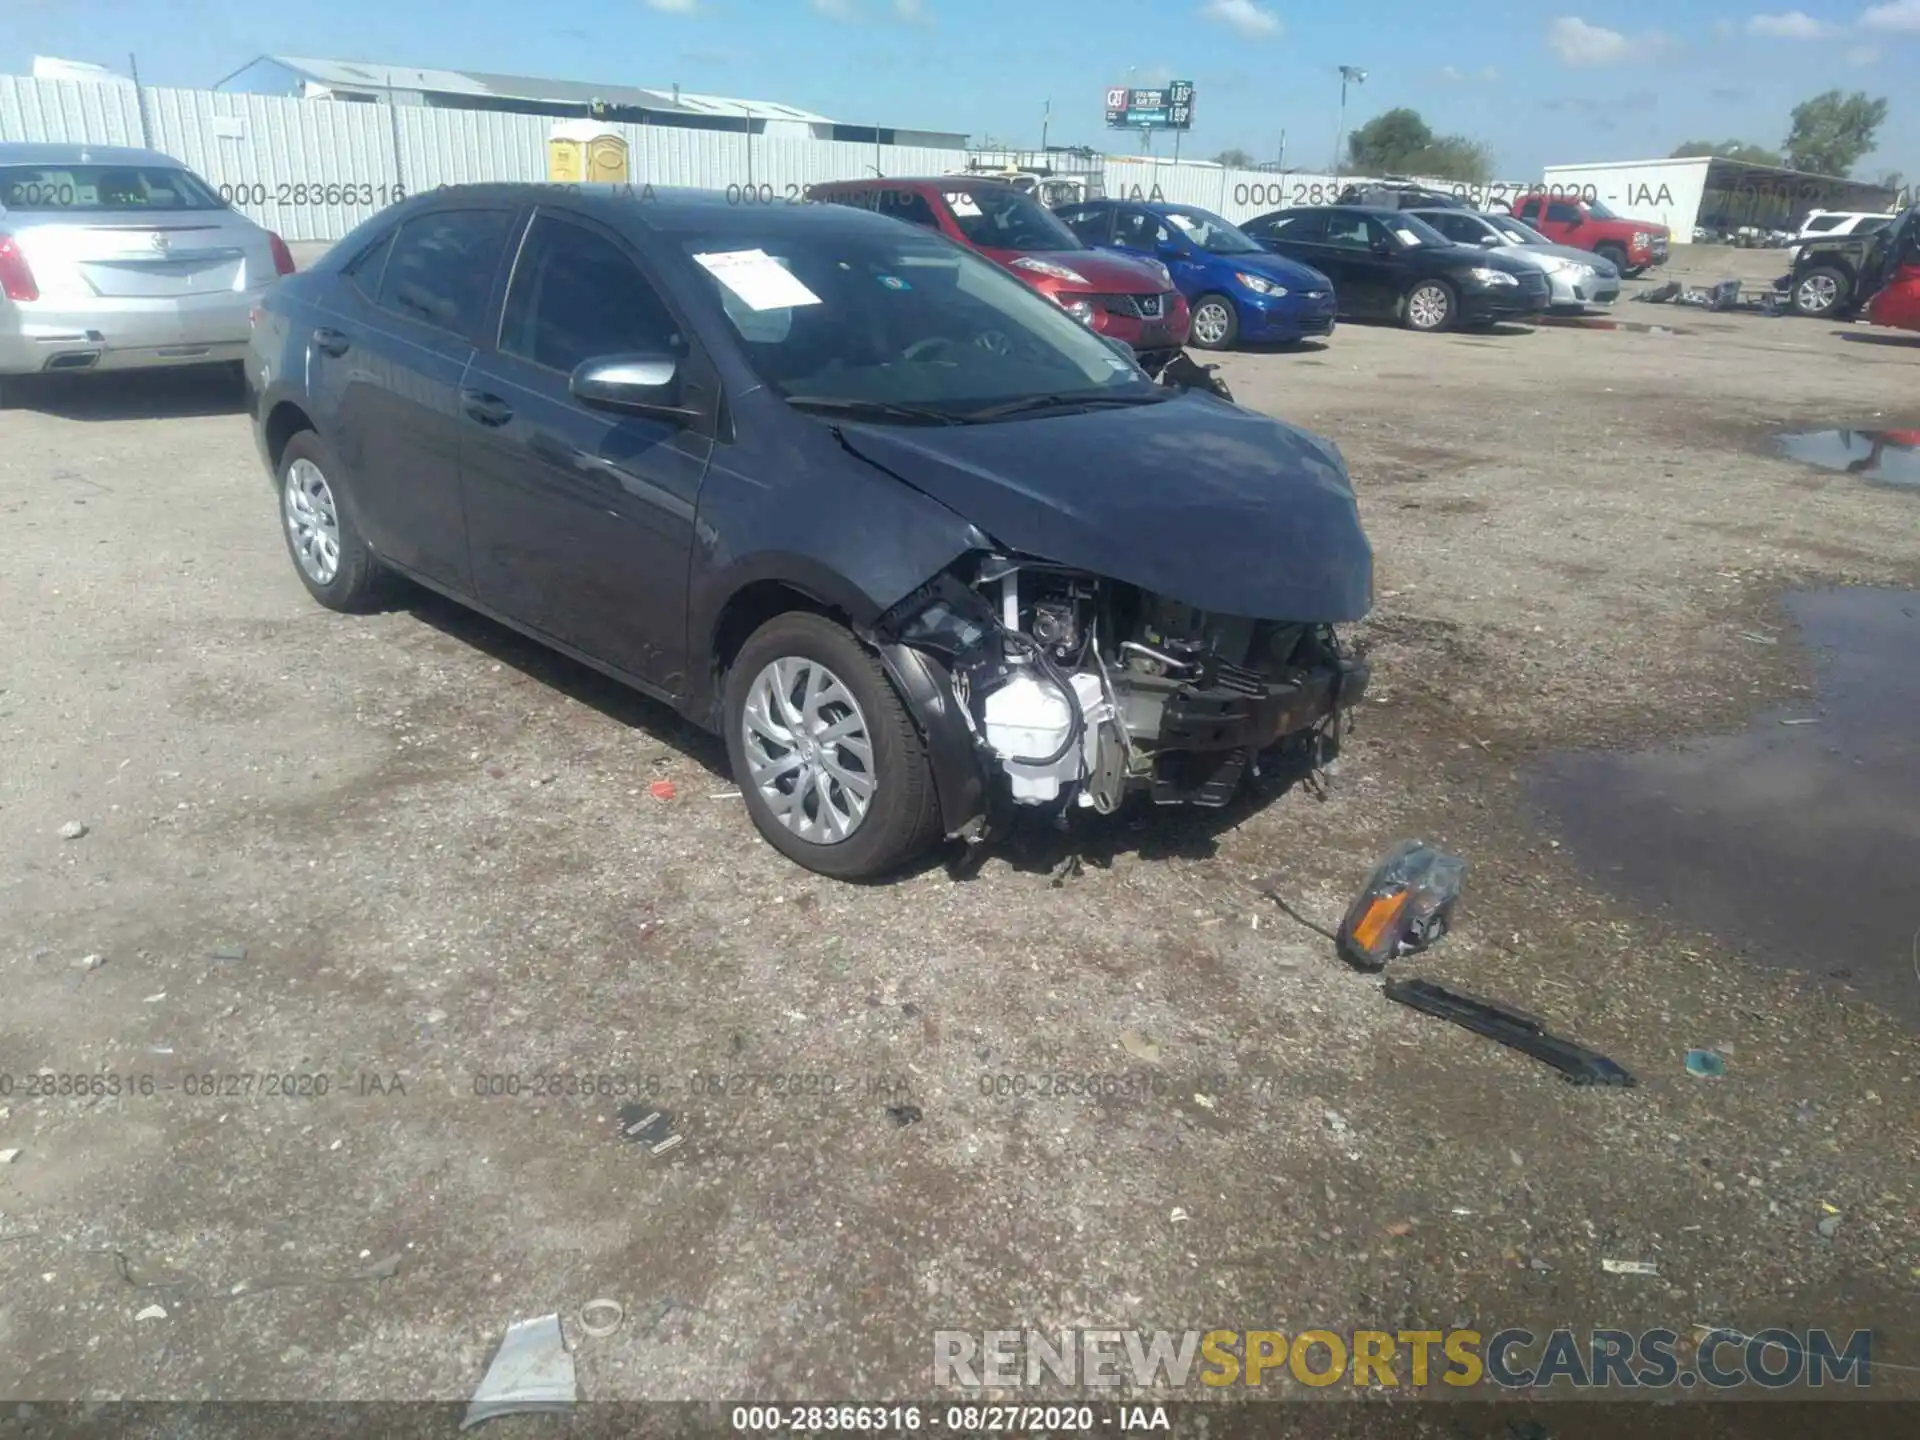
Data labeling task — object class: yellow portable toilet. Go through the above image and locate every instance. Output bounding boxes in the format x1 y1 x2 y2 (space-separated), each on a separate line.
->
547 120 630 184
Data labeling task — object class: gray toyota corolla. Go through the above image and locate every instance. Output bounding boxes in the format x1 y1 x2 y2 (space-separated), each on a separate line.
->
249 184 1373 879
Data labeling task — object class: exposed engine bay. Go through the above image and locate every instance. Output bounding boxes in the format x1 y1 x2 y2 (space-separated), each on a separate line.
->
879 553 1369 837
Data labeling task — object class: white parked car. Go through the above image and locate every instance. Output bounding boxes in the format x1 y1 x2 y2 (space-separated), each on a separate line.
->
0 142 294 403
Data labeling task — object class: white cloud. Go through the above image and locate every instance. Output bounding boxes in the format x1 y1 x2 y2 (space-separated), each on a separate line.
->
1547 15 1676 65
1547 16 1633 64
1845 41 1881 60
1859 0 1920 29
811 0 853 14
892 0 931 21
645 0 698 11
1438 64 1464 80
1747 10 1834 36
1201 0 1282 39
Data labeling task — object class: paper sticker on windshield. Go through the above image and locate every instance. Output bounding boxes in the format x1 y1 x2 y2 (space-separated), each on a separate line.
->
1394 228 1423 246
693 249 821 311
945 192 982 217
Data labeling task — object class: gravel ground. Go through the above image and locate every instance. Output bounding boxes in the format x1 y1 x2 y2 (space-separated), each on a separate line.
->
1 272 1917 1416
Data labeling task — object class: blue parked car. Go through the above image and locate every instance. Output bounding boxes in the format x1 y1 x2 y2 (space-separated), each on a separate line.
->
1052 198 1338 350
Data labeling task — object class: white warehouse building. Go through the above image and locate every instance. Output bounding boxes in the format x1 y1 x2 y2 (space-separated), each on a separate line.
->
1541 155 1899 242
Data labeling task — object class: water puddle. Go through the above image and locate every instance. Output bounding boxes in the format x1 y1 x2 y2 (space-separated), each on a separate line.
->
1774 428 1920 489
1533 588 1920 1023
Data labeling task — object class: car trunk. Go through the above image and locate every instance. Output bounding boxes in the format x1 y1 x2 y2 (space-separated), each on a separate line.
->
15 220 262 299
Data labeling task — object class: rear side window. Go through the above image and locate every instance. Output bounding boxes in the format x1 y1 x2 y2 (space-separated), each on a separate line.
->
1804 215 1844 232
1255 211 1326 242
377 209 514 337
874 189 940 230
499 214 682 372
0 163 224 213
1422 212 1480 244
1055 206 1110 244
342 230 394 297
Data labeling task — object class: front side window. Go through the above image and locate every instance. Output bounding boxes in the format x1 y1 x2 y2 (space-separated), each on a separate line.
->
500 214 681 372
942 187 1081 252
377 209 514 336
1546 200 1582 223
1054 206 1111 245
674 224 1159 420
1254 211 1326 243
874 189 940 230
0 164 224 213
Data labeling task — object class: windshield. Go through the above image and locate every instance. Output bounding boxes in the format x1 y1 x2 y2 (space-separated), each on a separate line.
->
1387 213 1451 247
0 163 225 213
1161 206 1264 254
679 225 1156 420
1488 215 1552 245
942 186 1081 252
1584 197 1621 220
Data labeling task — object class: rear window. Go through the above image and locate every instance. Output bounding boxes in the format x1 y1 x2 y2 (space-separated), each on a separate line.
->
0 163 225 213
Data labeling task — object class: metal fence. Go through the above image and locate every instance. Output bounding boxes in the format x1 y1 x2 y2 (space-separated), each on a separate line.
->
3 73 1538 242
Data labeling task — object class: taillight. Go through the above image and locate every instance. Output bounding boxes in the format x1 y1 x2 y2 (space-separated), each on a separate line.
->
0 234 39 302
268 232 295 276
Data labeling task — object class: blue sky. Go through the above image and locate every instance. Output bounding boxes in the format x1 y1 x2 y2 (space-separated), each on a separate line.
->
5 0 1915 177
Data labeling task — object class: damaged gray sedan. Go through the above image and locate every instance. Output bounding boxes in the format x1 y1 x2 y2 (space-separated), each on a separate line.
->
249 185 1372 879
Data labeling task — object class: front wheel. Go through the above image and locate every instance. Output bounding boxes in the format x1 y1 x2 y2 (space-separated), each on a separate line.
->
1188 294 1239 350
724 613 943 880
1792 266 1849 318
1403 279 1457 332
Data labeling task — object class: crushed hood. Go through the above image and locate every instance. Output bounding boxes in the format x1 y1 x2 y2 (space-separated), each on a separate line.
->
837 394 1373 622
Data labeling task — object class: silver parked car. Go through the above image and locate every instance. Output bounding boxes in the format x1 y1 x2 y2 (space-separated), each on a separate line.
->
0 142 293 399
1408 207 1621 309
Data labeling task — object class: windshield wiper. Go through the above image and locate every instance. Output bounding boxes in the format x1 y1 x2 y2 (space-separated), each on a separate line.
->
784 395 967 425
963 391 1171 422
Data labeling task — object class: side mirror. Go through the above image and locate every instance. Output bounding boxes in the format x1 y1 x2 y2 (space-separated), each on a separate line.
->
570 353 699 424
1479 234 1501 247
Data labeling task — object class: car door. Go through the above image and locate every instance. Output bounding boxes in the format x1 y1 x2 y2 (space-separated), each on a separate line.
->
457 209 714 694
320 206 518 591
1317 210 1401 317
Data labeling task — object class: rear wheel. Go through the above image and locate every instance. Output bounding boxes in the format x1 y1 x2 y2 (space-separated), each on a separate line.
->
1188 294 1239 350
276 430 390 612
1792 266 1849 318
723 612 942 880
1403 279 1457 332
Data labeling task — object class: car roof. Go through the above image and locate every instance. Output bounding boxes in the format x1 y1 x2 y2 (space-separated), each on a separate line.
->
0 141 187 167
398 181 920 240
810 176 1017 196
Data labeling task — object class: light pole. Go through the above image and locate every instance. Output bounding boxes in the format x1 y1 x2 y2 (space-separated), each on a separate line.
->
1332 65 1366 177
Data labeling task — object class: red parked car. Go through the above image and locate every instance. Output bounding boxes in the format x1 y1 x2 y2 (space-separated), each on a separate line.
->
1510 193 1670 278
809 177 1190 358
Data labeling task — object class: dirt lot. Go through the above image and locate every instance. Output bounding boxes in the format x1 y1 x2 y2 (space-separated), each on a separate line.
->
2 265 1917 1417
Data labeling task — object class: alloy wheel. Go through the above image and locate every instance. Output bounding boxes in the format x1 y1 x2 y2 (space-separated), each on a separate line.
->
1192 301 1232 346
741 656 876 844
1408 284 1450 330
1796 273 1838 314
283 458 341 585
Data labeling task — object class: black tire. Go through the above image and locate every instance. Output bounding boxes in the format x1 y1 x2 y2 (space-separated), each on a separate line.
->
723 612 942 881
1402 278 1457 332
1596 243 1629 276
1792 265 1850 318
1187 293 1239 351
275 430 391 613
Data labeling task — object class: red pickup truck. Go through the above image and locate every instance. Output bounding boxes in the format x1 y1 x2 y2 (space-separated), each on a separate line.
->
1510 193 1670 277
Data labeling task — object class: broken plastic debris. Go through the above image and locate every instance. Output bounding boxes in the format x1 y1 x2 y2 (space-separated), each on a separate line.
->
58 821 89 840
1816 1214 1843 1239
647 779 677 801
886 1103 923 1128
134 1304 168 1321
1384 978 1635 1087
1119 1030 1161 1064
1684 1049 1727 1078
1336 840 1466 972
1601 1259 1659 1276
0 1149 20 1164
462 1313 576 1430
579 1299 625 1339
1168 1207 1190 1224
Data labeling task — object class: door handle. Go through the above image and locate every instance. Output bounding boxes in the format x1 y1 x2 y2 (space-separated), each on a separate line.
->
460 388 513 427
312 327 350 357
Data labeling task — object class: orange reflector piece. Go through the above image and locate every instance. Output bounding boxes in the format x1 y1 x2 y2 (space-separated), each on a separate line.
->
1349 890 1410 954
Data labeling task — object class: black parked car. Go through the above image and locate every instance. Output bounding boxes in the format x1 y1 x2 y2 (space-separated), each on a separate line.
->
249 185 1372 879
1239 206 1550 331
